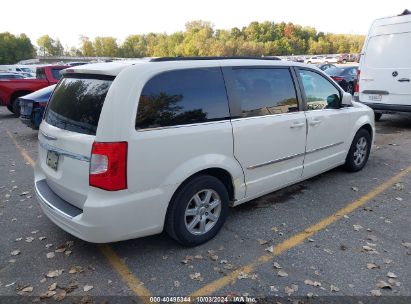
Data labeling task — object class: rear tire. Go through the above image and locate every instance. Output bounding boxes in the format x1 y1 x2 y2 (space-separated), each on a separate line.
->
11 99 21 117
165 175 229 247
6 105 14 114
344 129 371 172
374 112 383 122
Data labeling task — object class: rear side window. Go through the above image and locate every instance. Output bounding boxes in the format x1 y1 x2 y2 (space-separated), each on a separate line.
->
136 68 230 130
51 68 63 80
227 68 298 118
45 75 113 135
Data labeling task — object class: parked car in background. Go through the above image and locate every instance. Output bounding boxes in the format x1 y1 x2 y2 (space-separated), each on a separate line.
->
0 65 66 115
34 58 374 246
20 85 55 129
322 56 339 64
316 63 336 71
357 9 411 121
325 66 358 94
305 56 324 64
0 72 25 79
337 54 349 64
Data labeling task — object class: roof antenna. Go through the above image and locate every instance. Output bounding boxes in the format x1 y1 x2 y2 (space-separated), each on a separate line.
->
399 9 410 15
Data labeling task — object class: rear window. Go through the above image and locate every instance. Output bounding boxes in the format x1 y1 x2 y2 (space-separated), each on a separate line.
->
365 32 411 68
44 75 113 135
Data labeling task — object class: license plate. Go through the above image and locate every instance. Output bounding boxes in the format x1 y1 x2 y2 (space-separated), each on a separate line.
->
368 94 382 102
46 150 59 171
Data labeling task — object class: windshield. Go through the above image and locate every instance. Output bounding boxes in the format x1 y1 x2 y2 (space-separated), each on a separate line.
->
44 75 114 135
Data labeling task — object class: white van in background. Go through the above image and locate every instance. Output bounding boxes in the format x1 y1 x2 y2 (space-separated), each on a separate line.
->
357 9 411 120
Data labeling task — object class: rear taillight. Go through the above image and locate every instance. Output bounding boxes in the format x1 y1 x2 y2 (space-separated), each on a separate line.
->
89 142 127 191
355 69 360 95
332 76 344 81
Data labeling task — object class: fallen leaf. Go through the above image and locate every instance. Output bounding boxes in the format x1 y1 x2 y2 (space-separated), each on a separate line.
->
69 266 83 274
270 285 278 292
194 255 203 260
367 235 378 242
351 186 359 192
174 281 180 288
25 237 34 243
31 230 39 234
307 292 314 298
65 250 72 256
395 197 403 201
21 286 33 293
353 224 363 231
10 250 20 256
39 236 47 241
46 252 55 259
61 283 78 293
367 263 379 269
330 285 340 292
237 272 249 279
48 283 57 291
189 273 203 281
209 254 218 261
271 227 279 232
83 285 93 292
362 245 376 252
257 239 268 245
323 248 333 255
220 259 228 264
401 242 411 249
40 291 57 299
308 238 315 242
376 281 392 289
277 270 288 277
387 272 398 278
370 290 382 296
45 244 53 249
284 284 298 296
273 262 282 269
46 269 64 278
392 183 404 191
55 246 66 253
53 290 67 301
181 255 193 264
265 246 274 253
15 237 22 241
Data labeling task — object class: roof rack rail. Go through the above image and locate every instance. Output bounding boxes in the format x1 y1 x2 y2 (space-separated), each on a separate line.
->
149 56 281 62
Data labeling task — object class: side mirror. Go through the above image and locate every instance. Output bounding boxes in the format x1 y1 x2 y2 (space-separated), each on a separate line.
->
341 92 353 107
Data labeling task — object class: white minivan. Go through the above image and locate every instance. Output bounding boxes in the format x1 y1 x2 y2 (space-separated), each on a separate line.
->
357 10 411 120
35 57 374 246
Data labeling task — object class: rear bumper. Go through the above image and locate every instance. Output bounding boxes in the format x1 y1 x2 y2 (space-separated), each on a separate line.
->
34 167 174 243
358 102 411 113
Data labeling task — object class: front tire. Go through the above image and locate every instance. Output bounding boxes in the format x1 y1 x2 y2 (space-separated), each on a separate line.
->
165 175 229 246
344 129 371 172
374 112 382 121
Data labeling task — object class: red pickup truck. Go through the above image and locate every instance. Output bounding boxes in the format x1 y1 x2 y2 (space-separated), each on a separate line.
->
0 65 67 115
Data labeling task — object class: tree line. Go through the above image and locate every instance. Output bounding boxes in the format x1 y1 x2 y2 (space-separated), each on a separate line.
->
0 20 365 64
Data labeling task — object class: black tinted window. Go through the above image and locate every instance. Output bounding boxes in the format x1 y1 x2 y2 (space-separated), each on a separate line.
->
45 75 113 135
228 68 298 117
136 68 229 129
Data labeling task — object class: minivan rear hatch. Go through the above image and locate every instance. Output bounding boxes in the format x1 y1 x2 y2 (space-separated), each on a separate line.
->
38 74 114 209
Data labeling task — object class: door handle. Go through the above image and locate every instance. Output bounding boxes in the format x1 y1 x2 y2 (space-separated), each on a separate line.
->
398 78 410 82
290 122 305 128
309 119 322 126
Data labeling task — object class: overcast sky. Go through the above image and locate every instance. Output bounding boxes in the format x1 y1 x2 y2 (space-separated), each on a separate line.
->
1 0 409 48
